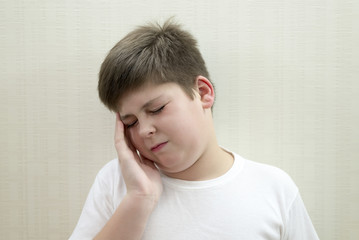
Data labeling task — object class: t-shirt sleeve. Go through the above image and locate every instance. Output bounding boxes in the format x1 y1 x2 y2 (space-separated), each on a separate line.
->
282 192 320 240
69 163 116 240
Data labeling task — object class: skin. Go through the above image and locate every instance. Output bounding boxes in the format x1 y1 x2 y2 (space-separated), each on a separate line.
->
94 76 233 240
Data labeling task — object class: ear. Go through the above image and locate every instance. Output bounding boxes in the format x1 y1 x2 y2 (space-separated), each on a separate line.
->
196 76 215 109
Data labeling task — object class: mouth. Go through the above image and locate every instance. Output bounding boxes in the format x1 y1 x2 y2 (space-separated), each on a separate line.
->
151 141 168 152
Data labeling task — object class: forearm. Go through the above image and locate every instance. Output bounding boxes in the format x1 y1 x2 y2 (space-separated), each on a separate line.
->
94 193 157 240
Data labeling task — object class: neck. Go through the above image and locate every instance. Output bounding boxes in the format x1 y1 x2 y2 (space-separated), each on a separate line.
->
162 111 234 181
163 137 234 181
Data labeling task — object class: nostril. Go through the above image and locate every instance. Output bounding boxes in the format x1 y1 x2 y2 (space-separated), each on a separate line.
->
139 125 156 137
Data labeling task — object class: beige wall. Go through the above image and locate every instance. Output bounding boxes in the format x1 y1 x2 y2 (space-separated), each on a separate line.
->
1 0 358 239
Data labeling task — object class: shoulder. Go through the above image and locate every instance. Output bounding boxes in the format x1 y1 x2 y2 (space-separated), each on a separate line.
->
245 158 296 186
90 158 127 206
93 158 123 191
96 158 120 178
234 153 299 206
226 149 293 181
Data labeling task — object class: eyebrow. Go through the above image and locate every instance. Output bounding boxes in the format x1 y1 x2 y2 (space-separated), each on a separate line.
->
120 95 163 121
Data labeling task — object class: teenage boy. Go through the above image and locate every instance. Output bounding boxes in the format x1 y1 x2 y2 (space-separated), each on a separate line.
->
69 20 319 240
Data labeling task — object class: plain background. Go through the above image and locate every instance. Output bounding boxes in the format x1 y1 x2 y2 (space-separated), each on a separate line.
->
1 0 358 239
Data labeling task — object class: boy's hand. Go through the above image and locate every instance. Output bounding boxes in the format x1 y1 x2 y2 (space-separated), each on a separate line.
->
114 113 163 204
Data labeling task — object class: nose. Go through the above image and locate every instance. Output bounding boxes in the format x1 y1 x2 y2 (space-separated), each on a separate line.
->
138 119 156 138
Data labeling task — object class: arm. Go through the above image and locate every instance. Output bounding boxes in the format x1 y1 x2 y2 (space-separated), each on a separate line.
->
94 114 163 240
94 194 156 240
282 193 320 240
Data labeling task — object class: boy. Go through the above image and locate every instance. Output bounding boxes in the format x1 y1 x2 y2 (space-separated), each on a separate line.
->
70 20 319 240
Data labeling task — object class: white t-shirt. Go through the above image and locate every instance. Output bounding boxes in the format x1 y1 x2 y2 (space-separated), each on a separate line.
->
69 152 319 240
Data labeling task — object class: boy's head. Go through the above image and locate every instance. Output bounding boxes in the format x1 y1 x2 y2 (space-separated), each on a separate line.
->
98 19 212 112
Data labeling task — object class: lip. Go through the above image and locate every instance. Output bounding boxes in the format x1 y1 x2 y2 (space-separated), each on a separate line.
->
151 141 168 152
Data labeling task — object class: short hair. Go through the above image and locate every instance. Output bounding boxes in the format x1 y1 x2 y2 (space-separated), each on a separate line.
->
98 19 211 112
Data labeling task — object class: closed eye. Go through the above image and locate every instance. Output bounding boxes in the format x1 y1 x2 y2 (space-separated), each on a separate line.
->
150 105 165 114
125 120 138 128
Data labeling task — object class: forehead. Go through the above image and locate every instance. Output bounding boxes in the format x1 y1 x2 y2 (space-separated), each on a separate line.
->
117 82 182 112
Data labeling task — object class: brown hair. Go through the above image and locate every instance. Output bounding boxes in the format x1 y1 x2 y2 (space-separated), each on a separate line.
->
98 19 211 112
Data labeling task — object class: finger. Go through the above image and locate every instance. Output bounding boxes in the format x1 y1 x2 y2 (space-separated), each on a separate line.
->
114 113 133 160
122 120 137 153
114 113 126 149
114 113 140 164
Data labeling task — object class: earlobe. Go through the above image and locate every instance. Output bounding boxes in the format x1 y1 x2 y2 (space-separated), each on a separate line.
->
196 76 215 109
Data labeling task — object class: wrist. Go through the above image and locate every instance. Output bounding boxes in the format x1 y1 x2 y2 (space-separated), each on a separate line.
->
125 191 160 210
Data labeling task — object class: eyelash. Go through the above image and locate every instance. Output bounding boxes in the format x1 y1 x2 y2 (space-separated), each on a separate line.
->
126 120 138 128
126 105 166 128
150 105 165 114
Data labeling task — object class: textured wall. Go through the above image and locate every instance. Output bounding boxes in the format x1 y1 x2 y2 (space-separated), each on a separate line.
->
1 0 358 239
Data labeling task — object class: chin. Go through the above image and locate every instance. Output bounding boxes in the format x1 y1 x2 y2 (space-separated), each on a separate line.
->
159 159 197 175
